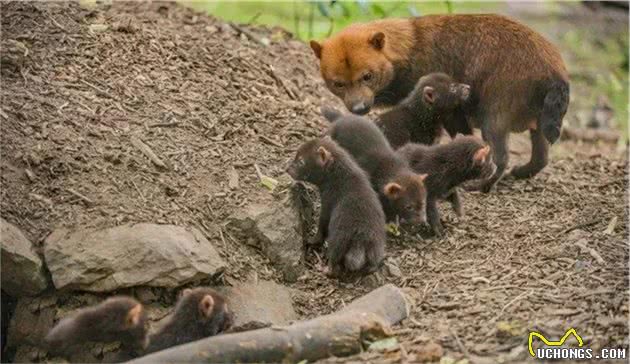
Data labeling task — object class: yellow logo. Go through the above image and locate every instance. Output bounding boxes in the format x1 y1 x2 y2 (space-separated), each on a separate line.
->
528 328 584 357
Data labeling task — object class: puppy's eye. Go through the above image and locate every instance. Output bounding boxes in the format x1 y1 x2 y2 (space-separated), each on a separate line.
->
362 72 373 82
333 81 345 89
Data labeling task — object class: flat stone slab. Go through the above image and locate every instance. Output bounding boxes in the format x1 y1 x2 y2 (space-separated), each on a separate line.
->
44 223 226 292
218 280 298 330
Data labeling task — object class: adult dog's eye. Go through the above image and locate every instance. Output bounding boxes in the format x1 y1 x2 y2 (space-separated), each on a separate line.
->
362 72 373 82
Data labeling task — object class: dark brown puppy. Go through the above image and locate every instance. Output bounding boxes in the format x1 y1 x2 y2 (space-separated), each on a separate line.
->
397 135 497 236
310 15 570 191
146 287 232 353
376 72 472 149
287 137 386 277
45 296 148 356
322 107 428 225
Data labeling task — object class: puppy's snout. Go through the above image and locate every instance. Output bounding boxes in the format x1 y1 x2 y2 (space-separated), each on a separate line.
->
460 84 471 101
350 102 370 115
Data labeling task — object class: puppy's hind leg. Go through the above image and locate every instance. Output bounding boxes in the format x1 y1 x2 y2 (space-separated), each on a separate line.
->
446 189 463 217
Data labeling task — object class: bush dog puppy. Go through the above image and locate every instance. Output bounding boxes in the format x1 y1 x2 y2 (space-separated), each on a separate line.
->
397 135 497 236
376 72 472 148
310 15 570 191
146 287 232 353
287 137 386 276
44 296 148 357
321 107 428 226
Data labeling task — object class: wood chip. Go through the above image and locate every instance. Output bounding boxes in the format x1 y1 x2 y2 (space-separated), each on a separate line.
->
130 136 167 169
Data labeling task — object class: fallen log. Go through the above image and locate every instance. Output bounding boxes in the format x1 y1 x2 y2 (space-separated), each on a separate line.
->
561 126 620 144
126 284 409 363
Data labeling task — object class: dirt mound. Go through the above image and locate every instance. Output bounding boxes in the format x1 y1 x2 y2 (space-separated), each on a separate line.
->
1 1 335 278
1 1 628 363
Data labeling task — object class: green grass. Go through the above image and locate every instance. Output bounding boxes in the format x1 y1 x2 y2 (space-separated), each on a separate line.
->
560 28 629 142
184 1 500 40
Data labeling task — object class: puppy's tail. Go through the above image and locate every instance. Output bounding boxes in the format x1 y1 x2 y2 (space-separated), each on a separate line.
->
344 243 366 272
539 79 570 144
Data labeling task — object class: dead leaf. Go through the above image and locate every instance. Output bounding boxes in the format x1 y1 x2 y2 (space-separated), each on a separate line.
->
89 24 109 33
387 222 401 237
368 337 398 351
605 216 618 235
228 167 239 190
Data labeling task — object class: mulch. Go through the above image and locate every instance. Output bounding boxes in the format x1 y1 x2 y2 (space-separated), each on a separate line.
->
1 1 627 363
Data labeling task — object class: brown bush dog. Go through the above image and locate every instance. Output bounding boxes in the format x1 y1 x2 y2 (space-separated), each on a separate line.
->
397 135 497 237
146 287 232 353
321 107 428 226
376 72 473 148
310 15 570 192
287 137 386 277
44 296 148 357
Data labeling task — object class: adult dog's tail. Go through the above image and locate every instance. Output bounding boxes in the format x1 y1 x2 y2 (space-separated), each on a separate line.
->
540 79 570 144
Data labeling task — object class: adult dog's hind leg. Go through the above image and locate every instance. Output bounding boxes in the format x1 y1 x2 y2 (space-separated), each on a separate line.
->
511 127 549 179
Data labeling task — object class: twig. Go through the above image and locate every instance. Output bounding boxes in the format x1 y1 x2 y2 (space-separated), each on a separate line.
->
499 290 531 316
149 121 181 128
80 79 116 99
266 64 297 100
254 163 264 181
67 188 94 205
448 325 471 359
559 218 604 236
229 23 266 46
29 193 53 206
130 136 167 169
49 16 66 32
246 11 262 24
258 135 283 148
131 180 146 202
575 240 605 264
24 168 36 183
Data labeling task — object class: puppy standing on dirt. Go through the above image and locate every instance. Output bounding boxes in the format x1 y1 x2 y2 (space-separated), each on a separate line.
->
310 15 570 191
322 107 428 225
287 137 386 276
44 296 148 357
146 287 233 353
397 135 497 236
376 72 472 148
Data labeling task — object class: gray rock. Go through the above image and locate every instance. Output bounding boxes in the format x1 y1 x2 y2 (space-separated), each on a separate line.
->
0 218 48 296
229 182 315 282
6 294 57 350
44 223 226 292
218 280 298 330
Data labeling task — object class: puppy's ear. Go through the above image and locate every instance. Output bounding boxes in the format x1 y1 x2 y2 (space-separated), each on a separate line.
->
422 86 436 105
199 295 215 318
417 173 428 183
368 32 385 50
310 40 323 59
125 304 143 327
383 182 403 199
473 145 491 163
321 106 343 123
317 146 333 167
